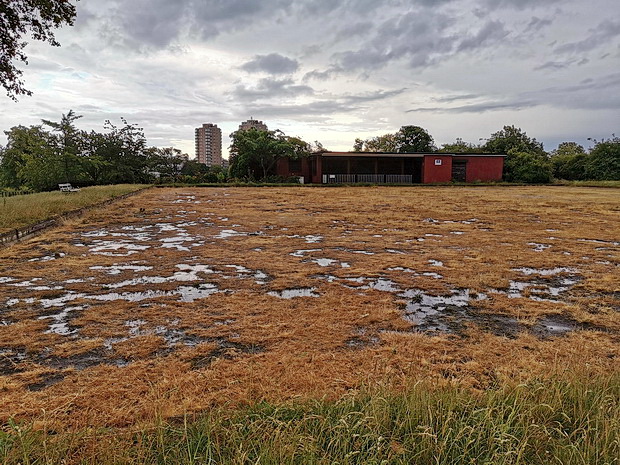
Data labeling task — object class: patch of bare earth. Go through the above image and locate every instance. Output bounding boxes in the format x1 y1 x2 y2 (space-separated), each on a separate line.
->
0 186 618 428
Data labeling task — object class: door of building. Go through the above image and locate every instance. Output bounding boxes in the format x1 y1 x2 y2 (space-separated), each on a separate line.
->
452 160 467 182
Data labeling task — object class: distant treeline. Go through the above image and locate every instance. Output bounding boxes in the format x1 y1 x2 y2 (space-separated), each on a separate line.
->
0 111 226 192
354 125 620 183
1 112 618 191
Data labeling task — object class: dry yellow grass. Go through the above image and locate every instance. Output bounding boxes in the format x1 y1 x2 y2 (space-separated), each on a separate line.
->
0 186 618 429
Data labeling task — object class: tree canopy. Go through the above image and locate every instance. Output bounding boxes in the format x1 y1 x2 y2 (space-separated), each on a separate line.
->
353 126 435 153
0 111 192 191
228 128 311 181
1 0 78 100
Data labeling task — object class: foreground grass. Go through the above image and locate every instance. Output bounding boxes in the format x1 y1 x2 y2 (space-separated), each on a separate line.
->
0 185 150 234
1 375 618 465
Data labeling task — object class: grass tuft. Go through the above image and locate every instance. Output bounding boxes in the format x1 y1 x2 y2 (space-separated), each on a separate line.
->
1 374 618 464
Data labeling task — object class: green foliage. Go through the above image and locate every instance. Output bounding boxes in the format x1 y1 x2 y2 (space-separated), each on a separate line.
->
505 151 553 183
354 126 435 153
550 142 587 180
354 133 398 152
395 125 436 152
483 126 548 182
483 125 545 156
0 111 197 191
585 136 620 181
439 138 482 153
0 0 78 99
229 128 311 181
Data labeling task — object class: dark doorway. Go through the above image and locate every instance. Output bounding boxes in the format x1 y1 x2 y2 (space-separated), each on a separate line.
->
452 160 467 182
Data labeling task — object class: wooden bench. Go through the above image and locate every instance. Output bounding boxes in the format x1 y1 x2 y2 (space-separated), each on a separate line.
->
58 183 80 193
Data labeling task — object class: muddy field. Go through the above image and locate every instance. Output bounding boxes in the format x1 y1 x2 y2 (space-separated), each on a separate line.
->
1 186 618 428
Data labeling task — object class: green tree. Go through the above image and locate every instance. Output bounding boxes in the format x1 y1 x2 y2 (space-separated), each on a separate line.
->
484 126 548 182
0 124 59 190
504 152 552 183
585 137 620 180
148 147 187 181
78 130 112 184
99 118 150 184
483 125 545 156
550 142 587 180
395 125 436 152
229 129 309 180
1 0 78 100
439 138 482 153
42 110 83 183
353 126 434 153
353 133 398 152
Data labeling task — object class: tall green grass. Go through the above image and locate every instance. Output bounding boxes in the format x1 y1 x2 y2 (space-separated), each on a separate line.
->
0 185 150 234
1 375 618 464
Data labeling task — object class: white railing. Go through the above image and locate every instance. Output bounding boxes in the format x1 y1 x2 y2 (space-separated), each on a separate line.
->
322 174 413 184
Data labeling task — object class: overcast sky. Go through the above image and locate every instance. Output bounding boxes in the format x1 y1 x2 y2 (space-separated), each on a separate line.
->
1 0 619 157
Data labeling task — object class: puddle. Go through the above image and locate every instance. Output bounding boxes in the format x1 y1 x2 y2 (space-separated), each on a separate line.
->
527 242 552 252
215 229 248 239
38 306 85 335
386 249 407 255
450 231 465 235
491 269 582 302
91 283 220 303
268 288 319 299
290 249 322 257
90 264 154 275
578 238 620 246
530 314 605 339
387 267 443 279
224 265 270 284
29 253 66 262
428 260 444 267
396 288 490 334
0 348 27 375
88 241 151 256
513 267 577 276
190 338 264 369
103 264 215 289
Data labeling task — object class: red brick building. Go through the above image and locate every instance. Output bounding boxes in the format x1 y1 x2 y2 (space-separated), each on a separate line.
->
277 152 505 184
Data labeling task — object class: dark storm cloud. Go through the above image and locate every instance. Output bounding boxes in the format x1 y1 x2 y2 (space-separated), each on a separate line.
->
241 54 300 75
554 20 620 54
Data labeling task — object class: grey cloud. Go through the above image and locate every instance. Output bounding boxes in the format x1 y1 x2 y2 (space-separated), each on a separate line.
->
433 94 481 102
534 58 589 71
239 87 407 120
408 72 620 114
483 0 562 10
525 16 553 33
233 78 314 101
458 21 509 51
303 66 343 81
555 20 620 54
241 54 300 75
331 10 457 71
407 100 538 113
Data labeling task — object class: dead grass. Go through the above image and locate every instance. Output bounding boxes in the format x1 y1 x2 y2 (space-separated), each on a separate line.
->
0 186 618 431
